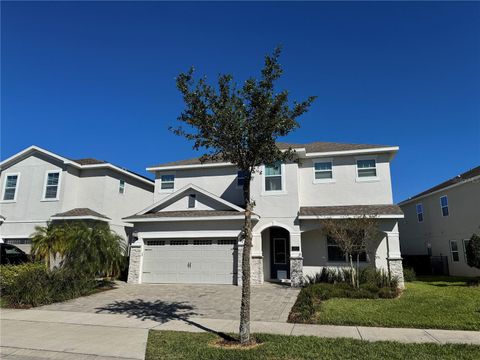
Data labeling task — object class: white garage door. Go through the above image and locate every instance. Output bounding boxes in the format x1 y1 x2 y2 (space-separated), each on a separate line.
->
142 239 237 284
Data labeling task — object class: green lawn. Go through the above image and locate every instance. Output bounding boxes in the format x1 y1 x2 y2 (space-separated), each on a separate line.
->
304 277 480 330
146 330 480 360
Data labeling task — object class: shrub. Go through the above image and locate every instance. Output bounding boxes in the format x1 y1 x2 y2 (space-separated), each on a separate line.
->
1 264 97 307
403 267 416 282
305 267 398 289
466 233 480 270
0 263 46 294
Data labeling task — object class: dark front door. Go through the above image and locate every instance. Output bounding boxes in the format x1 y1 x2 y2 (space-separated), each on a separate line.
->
270 227 290 280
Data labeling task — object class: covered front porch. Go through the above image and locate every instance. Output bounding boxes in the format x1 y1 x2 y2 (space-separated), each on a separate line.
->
250 205 405 288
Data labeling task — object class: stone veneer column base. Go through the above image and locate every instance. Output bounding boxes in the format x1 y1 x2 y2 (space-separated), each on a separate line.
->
388 258 405 289
127 244 143 284
290 257 304 287
251 256 264 285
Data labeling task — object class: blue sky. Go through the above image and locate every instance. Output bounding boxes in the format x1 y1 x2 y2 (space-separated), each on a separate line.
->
1 2 479 203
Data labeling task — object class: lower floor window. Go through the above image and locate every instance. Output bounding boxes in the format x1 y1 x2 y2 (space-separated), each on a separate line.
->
327 236 367 262
450 240 459 262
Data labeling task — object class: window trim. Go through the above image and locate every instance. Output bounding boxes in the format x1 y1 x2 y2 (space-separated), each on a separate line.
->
1 172 20 203
262 162 286 195
440 195 449 217
159 173 175 193
463 239 470 262
119 179 126 194
355 156 379 182
450 240 459 263
416 203 424 223
313 158 335 184
41 170 62 201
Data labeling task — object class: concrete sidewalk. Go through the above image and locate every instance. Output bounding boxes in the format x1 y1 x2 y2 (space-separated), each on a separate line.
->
1 309 480 360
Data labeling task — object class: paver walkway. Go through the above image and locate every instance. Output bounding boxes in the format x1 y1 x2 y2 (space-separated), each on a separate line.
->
1 308 479 360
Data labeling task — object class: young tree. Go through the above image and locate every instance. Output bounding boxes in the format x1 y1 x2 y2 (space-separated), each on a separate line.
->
320 216 380 287
466 233 480 270
172 47 316 344
31 222 67 268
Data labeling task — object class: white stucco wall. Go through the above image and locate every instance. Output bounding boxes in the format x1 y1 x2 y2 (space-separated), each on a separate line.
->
0 152 154 249
298 153 394 207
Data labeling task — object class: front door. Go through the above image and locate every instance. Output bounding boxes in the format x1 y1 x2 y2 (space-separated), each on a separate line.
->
270 228 290 280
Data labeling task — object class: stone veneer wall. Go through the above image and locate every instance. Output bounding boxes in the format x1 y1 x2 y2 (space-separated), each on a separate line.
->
251 256 264 285
388 258 405 289
290 257 304 287
127 243 143 284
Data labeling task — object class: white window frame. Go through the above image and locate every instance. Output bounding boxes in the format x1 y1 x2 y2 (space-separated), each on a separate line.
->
1 173 20 203
159 173 175 193
313 158 335 184
450 240 459 263
41 170 61 201
355 156 379 182
440 195 449 217
463 239 470 262
262 163 286 195
416 203 424 223
119 179 125 194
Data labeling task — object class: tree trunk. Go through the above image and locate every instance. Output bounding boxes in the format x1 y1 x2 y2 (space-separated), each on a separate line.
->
356 253 360 288
239 174 252 344
349 254 355 287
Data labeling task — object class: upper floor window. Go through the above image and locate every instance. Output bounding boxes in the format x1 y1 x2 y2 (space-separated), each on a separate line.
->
160 174 175 190
119 179 125 194
2 174 19 201
188 194 196 208
237 170 247 187
416 203 424 223
43 171 60 200
440 196 449 217
450 240 459 262
357 159 377 178
264 162 283 191
314 161 333 181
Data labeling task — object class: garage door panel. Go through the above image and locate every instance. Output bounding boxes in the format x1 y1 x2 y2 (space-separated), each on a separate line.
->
142 239 237 284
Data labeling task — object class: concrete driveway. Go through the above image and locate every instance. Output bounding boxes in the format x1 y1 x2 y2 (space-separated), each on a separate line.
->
39 282 300 322
1 282 299 360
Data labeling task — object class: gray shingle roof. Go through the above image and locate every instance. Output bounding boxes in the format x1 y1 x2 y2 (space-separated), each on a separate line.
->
150 141 394 168
72 158 107 165
299 205 403 217
401 166 480 203
124 210 245 220
51 208 111 220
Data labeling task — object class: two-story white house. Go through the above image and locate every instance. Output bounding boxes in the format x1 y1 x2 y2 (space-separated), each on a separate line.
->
125 141 405 288
0 146 154 253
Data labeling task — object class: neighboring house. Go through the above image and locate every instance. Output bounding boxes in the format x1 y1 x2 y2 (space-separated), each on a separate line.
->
125 141 405 288
0 146 154 253
399 166 480 277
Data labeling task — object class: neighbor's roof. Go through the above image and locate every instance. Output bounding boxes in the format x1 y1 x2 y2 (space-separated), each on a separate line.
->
399 166 480 204
149 141 396 169
299 205 404 219
124 210 246 220
51 208 111 221
71 158 107 165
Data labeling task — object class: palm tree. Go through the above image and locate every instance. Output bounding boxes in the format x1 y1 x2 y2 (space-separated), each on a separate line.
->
61 222 126 278
31 222 67 268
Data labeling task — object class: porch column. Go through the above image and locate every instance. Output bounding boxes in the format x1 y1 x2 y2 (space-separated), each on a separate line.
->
251 233 264 285
127 238 144 284
386 231 405 289
290 232 303 287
